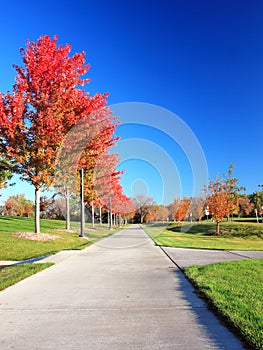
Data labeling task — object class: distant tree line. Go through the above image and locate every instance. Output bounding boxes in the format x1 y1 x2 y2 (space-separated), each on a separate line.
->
0 185 261 232
131 166 263 234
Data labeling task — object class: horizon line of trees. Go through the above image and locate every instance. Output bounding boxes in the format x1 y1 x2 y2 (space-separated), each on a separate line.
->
131 165 263 235
131 192 262 224
1 185 262 230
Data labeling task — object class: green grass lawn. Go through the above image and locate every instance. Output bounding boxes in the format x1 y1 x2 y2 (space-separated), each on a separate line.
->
184 259 263 350
143 221 263 250
0 216 123 261
231 216 263 223
0 263 54 291
0 216 124 291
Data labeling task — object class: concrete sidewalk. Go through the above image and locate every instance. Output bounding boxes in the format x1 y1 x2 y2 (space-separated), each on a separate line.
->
162 246 263 269
0 225 245 349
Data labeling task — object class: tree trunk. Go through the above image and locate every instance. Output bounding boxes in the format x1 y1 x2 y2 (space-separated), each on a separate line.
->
216 220 220 235
110 211 113 230
99 205 102 226
35 187 41 234
91 202 95 228
66 187 70 230
79 168 85 237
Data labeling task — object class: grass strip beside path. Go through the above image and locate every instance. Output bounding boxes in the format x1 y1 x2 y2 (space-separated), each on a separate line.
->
0 263 53 291
184 259 263 350
0 216 123 261
143 221 263 250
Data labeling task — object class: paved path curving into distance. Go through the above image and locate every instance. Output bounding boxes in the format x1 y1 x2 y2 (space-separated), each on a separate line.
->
0 224 246 349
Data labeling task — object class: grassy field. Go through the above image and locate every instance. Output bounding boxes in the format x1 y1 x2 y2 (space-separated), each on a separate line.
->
0 216 122 260
143 221 263 250
185 259 263 350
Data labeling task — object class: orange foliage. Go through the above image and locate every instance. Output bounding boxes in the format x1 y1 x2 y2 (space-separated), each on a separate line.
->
170 197 191 221
205 173 236 234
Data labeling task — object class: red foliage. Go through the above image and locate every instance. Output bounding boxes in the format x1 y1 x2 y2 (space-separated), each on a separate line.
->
0 35 123 233
0 35 107 189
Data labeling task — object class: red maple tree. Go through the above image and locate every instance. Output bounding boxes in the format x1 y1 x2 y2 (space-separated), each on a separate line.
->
0 35 108 233
118 196 135 224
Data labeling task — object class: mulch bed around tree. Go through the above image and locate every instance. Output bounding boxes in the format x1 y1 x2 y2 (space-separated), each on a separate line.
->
12 232 61 241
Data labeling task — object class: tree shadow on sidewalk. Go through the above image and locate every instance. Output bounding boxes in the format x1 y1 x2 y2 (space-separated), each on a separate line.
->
171 268 248 350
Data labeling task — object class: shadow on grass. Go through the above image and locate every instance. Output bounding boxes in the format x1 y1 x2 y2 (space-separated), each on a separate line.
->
166 223 215 235
164 222 263 239
0 216 17 221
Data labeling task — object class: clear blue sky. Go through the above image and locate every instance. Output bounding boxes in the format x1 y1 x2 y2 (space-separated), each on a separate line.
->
0 0 263 204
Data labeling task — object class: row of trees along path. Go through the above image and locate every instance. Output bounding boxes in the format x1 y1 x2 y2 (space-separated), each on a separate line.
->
0 35 133 233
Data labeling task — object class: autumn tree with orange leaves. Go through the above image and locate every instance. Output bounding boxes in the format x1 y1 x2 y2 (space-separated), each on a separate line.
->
170 197 191 222
205 165 242 234
0 35 112 233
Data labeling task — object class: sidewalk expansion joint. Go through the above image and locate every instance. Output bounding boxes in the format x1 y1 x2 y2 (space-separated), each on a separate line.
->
0 306 205 312
227 251 252 259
